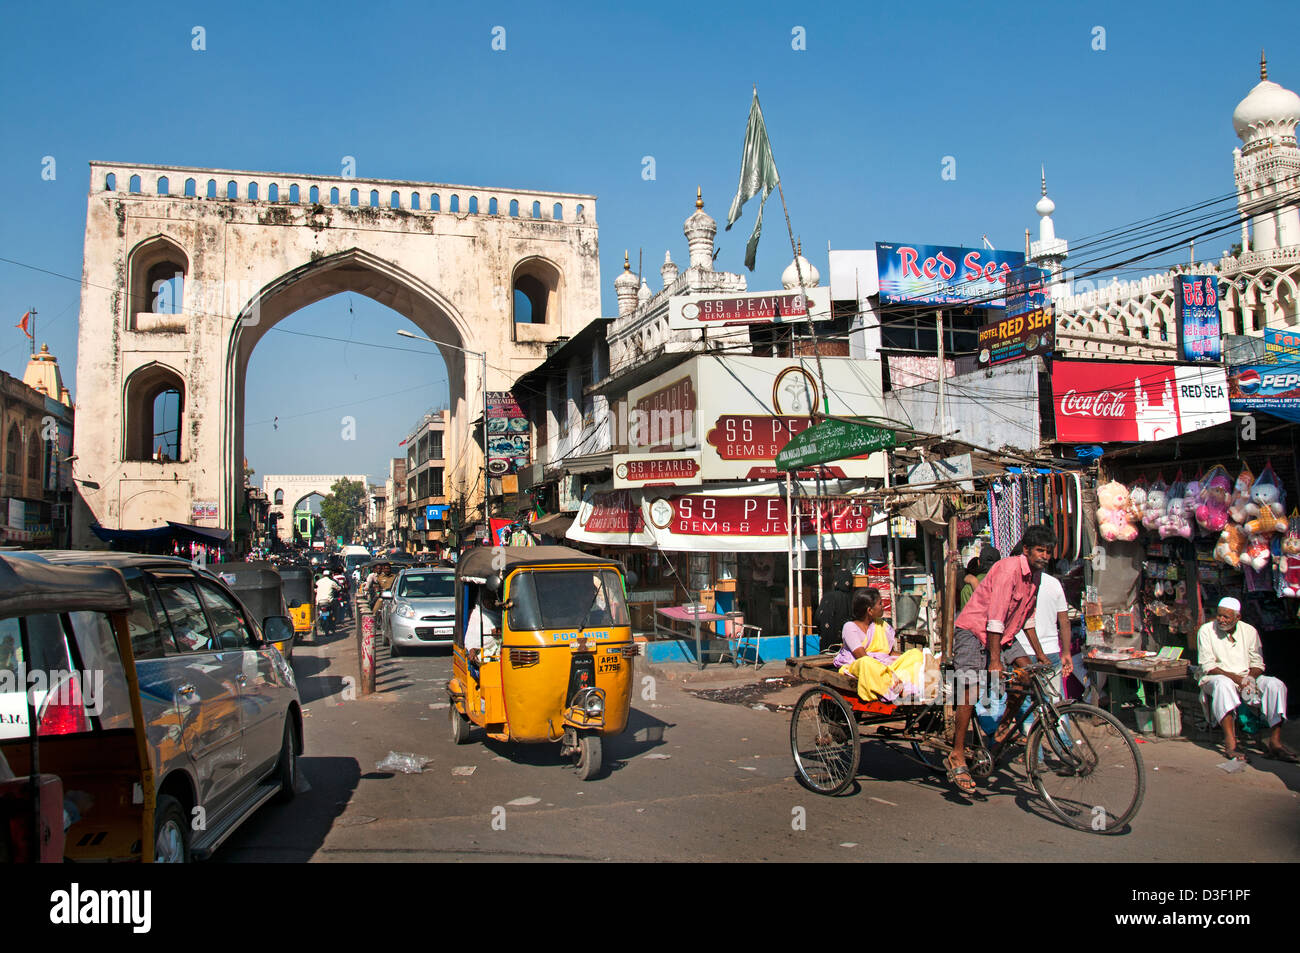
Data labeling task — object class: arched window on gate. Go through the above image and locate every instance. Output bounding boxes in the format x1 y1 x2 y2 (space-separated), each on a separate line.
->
123 364 186 462
512 257 563 332
128 236 189 322
274 488 284 505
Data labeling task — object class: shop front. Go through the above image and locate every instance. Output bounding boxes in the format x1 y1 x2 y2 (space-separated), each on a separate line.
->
568 481 883 663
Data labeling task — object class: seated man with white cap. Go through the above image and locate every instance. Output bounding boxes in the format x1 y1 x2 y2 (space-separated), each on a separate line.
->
1197 597 1296 763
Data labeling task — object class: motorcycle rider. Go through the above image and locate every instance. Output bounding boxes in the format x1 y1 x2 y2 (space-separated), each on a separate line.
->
368 561 397 616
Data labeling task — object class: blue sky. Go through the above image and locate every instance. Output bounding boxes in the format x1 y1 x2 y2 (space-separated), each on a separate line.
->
0 0 1289 481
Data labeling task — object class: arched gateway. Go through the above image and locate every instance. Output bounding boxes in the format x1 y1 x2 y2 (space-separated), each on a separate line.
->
262 474 369 543
72 162 600 547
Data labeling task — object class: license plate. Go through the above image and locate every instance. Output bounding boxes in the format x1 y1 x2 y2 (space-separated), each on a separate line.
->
597 658 621 673
434 626 453 636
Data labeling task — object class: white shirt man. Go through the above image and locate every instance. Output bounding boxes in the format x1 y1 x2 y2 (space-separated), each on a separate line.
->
464 601 503 660
315 575 340 606
1012 571 1074 691
1198 596 1294 762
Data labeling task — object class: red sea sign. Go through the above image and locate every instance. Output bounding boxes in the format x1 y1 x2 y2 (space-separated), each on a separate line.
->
1051 361 1230 443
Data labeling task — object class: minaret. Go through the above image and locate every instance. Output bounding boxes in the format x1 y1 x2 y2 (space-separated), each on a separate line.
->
683 187 717 271
1232 52 1300 252
614 251 640 317
1029 166 1069 296
660 250 679 289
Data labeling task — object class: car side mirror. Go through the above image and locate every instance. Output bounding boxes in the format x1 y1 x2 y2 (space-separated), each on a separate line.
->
262 615 293 644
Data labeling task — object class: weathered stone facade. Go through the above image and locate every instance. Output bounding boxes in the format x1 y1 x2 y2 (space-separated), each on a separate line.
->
73 162 600 544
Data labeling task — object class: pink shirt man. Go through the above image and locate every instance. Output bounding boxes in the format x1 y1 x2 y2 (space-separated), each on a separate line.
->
954 553 1041 647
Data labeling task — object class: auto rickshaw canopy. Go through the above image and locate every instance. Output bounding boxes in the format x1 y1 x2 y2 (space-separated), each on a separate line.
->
0 553 130 618
456 546 621 584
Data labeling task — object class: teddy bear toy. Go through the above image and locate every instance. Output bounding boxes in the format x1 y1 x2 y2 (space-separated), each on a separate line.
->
1279 521 1300 598
1141 482 1168 531
1244 465 1286 535
1126 483 1147 524
1097 481 1138 542
1228 466 1255 525
1196 468 1232 533
1215 524 1244 568
1242 532 1273 571
1159 490 1193 539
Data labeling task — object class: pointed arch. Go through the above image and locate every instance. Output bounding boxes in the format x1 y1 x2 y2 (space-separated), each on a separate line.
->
123 362 186 462
128 234 190 324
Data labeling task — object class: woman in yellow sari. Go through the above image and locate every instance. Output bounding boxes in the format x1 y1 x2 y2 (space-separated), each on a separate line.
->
833 587 927 703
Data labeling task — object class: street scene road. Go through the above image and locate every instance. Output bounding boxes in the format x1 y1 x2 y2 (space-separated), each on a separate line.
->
217 612 1300 863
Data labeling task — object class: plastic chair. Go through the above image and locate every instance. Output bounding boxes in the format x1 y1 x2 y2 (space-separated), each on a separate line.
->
726 613 763 669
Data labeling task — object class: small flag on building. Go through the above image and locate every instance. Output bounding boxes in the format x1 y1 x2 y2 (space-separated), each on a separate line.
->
398 437 409 446
726 90 781 271
15 311 32 338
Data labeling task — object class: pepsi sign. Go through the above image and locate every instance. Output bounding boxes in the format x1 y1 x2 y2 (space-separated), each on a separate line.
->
1228 363 1300 423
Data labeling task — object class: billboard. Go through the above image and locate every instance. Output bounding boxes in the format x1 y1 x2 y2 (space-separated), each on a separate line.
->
612 451 702 490
1051 361 1230 443
976 306 1054 367
1228 363 1300 423
486 392 529 475
625 355 887 480
875 242 1025 308
1263 328 1300 361
668 286 831 331
1175 275 1222 363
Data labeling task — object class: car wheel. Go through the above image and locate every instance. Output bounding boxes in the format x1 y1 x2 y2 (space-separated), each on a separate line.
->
391 639 403 657
153 794 190 863
273 719 298 803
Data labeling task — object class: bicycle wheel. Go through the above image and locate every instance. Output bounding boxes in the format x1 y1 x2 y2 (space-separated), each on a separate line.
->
790 687 860 795
1026 702 1145 834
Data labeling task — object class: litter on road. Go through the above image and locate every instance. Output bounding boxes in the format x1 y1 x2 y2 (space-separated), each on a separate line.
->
452 765 477 776
376 751 433 774
507 796 541 806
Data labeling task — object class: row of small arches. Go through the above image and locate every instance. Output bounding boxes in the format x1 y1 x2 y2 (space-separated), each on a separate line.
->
104 173 581 221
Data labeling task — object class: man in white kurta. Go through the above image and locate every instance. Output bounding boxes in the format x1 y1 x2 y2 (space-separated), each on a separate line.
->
1197 597 1296 763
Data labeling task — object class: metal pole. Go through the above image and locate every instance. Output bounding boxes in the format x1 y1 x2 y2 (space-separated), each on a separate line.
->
935 308 946 434
786 472 796 655
481 351 490 542
815 498 824 655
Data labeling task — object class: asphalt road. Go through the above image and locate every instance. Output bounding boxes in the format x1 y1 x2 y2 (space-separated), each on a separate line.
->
216 613 1300 863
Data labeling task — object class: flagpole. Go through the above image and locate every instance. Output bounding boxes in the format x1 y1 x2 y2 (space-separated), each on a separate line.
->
29 309 36 356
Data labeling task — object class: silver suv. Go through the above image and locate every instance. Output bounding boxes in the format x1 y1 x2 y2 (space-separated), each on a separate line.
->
383 567 456 656
23 552 303 861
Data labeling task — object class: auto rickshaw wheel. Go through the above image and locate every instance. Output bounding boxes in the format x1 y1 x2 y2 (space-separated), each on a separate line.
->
153 795 191 863
450 702 472 745
575 734 603 781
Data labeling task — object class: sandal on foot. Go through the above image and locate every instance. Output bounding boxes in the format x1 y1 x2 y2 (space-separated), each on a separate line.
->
1223 747 1250 764
1266 745 1299 763
944 755 976 794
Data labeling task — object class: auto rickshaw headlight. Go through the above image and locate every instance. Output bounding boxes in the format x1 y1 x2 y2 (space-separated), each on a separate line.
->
585 694 604 716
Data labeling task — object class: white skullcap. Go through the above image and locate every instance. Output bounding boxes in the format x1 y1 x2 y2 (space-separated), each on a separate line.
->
1218 597 1242 613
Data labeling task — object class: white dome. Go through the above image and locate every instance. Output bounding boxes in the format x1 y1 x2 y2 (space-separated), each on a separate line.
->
1036 194 1056 217
1233 78 1300 142
781 254 820 290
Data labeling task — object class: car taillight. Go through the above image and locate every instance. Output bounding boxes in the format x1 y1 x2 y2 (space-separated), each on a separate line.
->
38 677 90 736
509 649 539 667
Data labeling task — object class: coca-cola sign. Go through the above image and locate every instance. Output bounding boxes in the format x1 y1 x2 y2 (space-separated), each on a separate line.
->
1051 361 1229 443
1057 389 1128 419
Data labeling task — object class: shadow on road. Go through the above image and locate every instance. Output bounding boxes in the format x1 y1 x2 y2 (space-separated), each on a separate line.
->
214 755 361 862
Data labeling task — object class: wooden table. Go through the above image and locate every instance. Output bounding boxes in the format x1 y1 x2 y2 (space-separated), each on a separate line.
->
1083 658 1190 712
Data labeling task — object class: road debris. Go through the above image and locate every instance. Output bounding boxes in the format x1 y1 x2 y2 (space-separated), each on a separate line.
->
376 752 433 774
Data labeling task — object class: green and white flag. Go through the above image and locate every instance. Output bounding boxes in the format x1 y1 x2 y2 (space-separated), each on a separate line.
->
726 91 781 271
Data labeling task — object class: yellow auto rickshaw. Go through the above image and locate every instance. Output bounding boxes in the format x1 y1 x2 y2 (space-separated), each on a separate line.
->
279 568 315 643
447 546 636 780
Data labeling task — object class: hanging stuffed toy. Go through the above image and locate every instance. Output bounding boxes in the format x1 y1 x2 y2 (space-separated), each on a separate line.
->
1244 462 1287 536
1126 478 1147 526
1195 465 1232 533
1243 532 1273 571
1160 473 1193 539
1228 464 1255 526
1141 478 1168 532
1279 511 1300 598
1097 481 1138 542
1215 523 1245 568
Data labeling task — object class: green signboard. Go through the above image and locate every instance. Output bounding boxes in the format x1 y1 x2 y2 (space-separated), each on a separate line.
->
775 419 896 471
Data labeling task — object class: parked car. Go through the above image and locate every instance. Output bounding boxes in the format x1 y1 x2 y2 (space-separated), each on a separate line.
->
383 566 456 656
9 551 303 861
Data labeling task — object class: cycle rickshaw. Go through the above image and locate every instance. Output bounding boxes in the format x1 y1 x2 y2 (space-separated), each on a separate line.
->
786 651 1146 834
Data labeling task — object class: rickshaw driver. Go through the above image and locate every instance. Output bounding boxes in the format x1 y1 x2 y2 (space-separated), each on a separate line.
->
465 589 504 664
946 525 1055 795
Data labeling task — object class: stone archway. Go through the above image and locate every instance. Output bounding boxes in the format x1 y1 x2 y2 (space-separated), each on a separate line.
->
262 473 368 543
72 162 601 545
